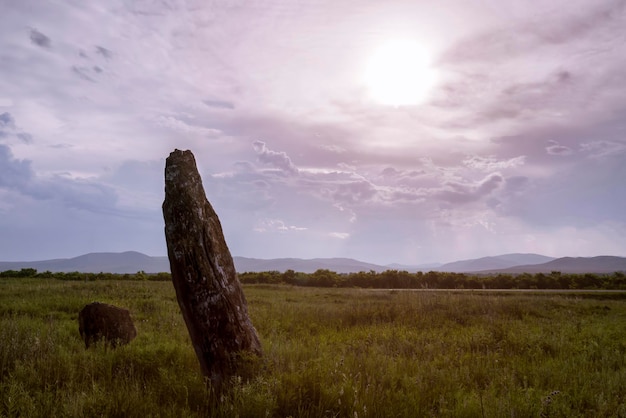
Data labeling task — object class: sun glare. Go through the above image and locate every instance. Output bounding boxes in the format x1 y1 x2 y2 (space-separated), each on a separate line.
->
363 40 437 107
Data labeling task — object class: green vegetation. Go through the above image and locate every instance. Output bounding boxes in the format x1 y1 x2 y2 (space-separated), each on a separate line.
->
3 267 626 290
2 278 626 417
240 269 626 290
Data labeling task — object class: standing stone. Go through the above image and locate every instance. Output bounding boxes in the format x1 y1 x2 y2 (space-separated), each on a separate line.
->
162 149 262 389
78 302 137 349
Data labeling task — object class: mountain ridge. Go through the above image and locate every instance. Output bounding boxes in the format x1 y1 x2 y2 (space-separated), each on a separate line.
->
477 256 626 274
435 253 556 273
0 252 624 274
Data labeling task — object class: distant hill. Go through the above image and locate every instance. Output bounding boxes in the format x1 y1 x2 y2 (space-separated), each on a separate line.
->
0 251 171 274
479 256 626 274
1 252 624 275
436 253 555 273
0 252 388 274
233 257 387 274
386 262 443 272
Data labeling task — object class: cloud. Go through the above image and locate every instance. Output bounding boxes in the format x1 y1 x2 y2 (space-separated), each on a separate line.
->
16 133 33 143
441 1 624 64
435 69 582 132
203 99 235 110
252 141 299 175
437 173 504 204
329 232 350 239
546 143 574 156
101 159 163 211
433 0 626 140
155 115 221 137
503 176 530 193
0 112 34 143
72 65 97 82
95 46 112 59
380 167 400 177
319 144 346 153
0 144 118 214
28 175 119 214
29 29 51 48
217 148 511 224
330 180 377 204
254 218 307 233
0 145 32 188
0 112 15 129
495 152 626 229
463 155 526 170
580 140 626 158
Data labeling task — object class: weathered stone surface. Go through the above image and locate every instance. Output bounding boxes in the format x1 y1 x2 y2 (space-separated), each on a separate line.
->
78 302 137 348
162 149 262 388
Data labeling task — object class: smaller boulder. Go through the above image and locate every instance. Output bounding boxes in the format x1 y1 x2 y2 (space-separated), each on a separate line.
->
78 302 137 348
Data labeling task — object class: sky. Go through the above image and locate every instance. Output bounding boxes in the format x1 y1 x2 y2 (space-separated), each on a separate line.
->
1 0 625 265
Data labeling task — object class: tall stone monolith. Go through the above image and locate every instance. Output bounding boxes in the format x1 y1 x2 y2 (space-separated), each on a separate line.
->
162 149 262 389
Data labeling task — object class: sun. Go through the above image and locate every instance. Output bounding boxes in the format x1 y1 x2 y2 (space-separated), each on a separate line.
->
363 40 437 107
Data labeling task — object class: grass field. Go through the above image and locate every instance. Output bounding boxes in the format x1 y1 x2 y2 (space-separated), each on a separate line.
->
1 278 626 417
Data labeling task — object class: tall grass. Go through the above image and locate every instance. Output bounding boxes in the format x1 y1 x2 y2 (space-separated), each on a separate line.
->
1 278 626 417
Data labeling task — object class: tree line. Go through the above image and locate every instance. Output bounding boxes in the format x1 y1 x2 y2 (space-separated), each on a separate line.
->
0 269 170 281
3 267 625 290
238 269 626 290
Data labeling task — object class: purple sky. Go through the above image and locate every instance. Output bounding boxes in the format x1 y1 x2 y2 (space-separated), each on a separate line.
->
1 0 625 265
